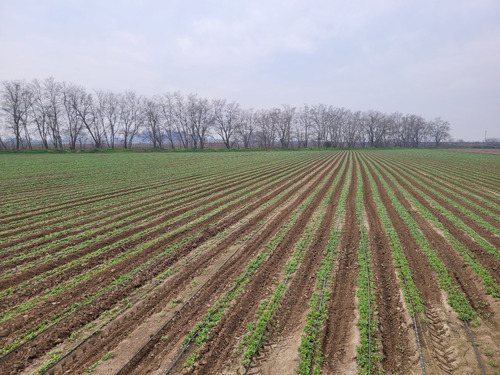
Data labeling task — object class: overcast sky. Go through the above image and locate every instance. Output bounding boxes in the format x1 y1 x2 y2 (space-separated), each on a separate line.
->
1 0 499 141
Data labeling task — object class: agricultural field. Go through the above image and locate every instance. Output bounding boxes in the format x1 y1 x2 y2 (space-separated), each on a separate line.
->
0 149 499 375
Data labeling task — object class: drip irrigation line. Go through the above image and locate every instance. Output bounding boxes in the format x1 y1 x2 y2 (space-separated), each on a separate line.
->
401 276 426 375
40 202 276 375
114 206 283 375
464 321 487 375
162 159 344 375
42 157 333 375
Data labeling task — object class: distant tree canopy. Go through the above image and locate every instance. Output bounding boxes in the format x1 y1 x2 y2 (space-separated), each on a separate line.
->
0 78 451 150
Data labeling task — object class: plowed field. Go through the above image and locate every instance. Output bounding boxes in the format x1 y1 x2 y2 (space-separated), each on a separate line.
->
0 150 499 375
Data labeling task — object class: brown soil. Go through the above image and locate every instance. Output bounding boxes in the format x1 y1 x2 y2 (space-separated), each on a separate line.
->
361 157 422 374
0 155 313 292
375 156 500 287
129 154 346 375
319 158 359 373
1 154 341 374
0 155 339 374
1 150 498 375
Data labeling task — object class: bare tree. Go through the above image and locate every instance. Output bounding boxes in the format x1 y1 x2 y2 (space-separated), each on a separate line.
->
430 117 450 147
0 77 453 151
172 92 190 149
342 109 361 148
30 79 50 149
329 107 347 148
0 117 7 149
0 134 6 150
95 90 121 149
310 104 332 147
365 110 397 147
61 83 84 150
186 94 213 149
213 99 240 149
159 93 178 149
389 112 404 147
70 86 102 148
255 109 276 149
236 108 255 149
276 105 295 149
120 91 142 149
1 80 33 149
399 114 428 147
44 78 64 149
297 105 313 148
143 98 163 148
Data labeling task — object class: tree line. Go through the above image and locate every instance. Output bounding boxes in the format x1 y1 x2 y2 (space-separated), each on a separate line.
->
0 78 451 150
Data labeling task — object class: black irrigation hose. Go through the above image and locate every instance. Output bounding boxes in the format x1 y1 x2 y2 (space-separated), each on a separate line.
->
40 210 258 375
464 321 487 375
401 276 426 375
164 207 286 375
3 181 285 365
162 160 343 375
115 206 283 375
44 157 334 375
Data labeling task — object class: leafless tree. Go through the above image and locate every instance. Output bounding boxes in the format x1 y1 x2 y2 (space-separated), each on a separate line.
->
120 91 142 149
30 79 50 149
310 104 331 147
213 99 240 149
297 105 313 148
329 107 347 148
342 110 362 148
95 90 121 148
255 109 276 149
158 93 178 149
172 92 190 149
365 110 393 147
0 77 453 150
186 94 213 149
0 117 7 150
429 117 450 146
143 97 163 149
276 105 295 149
236 109 256 149
0 134 6 150
1 80 33 149
61 82 84 150
43 78 64 149
389 112 404 147
398 114 428 147
70 86 102 148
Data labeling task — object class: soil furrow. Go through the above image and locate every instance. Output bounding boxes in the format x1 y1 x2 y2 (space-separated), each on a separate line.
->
0 157 332 341
0 154 342 374
319 158 359 373
359 155 419 374
132 152 344 375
